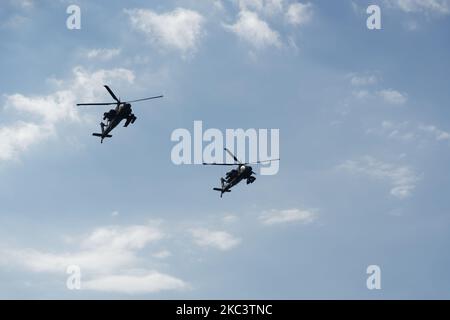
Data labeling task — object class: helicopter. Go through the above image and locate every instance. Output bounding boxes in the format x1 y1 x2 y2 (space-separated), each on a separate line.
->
77 85 163 143
203 148 280 197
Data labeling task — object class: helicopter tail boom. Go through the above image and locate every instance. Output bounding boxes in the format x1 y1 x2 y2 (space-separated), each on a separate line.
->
213 187 231 198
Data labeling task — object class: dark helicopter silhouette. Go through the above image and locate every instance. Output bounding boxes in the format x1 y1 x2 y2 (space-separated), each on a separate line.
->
203 148 280 197
77 85 163 143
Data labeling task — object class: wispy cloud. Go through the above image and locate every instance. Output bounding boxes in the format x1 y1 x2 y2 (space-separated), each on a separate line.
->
224 1 313 52
222 214 239 224
367 121 416 142
0 121 54 161
367 121 450 143
347 73 407 106
125 8 205 57
237 0 284 16
86 48 121 61
419 124 450 141
3 225 164 273
386 0 450 15
285 2 313 26
190 228 241 251
152 250 172 259
224 10 281 49
349 73 379 86
1 15 29 29
11 0 34 10
1 224 187 295
83 272 186 294
377 89 407 105
338 156 420 199
259 208 317 225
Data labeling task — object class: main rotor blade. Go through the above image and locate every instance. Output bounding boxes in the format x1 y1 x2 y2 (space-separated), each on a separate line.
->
246 158 280 165
202 163 238 166
125 95 164 103
224 148 241 164
104 85 120 103
77 102 117 106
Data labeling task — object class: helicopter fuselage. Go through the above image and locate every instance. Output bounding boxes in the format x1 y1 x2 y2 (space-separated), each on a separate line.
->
102 103 133 135
222 165 255 192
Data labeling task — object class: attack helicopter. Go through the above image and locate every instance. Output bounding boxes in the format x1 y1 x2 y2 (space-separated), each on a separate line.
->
77 85 163 143
203 148 280 197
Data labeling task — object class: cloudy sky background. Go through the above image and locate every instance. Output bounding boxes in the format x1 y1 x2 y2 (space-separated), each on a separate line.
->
0 0 450 299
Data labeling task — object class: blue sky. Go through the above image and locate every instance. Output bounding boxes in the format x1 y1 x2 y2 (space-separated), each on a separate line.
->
0 0 450 299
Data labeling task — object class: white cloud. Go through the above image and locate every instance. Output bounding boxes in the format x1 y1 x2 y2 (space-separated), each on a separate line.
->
3 225 164 274
368 121 450 144
222 214 239 223
1 223 187 294
377 89 407 105
285 2 313 26
81 225 164 251
338 156 420 199
5 91 79 124
237 0 284 15
86 48 121 60
347 73 407 105
237 0 264 11
4 247 135 274
1 15 29 29
349 74 378 86
152 250 172 259
125 8 205 56
0 121 54 161
265 0 284 13
352 89 371 100
345 72 409 110
70 66 135 102
350 1 366 16
12 0 33 9
190 228 241 251
386 0 450 14
419 124 450 141
382 121 415 141
213 0 225 11
83 272 187 294
224 10 281 49
367 121 416 142
259 208 317 225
